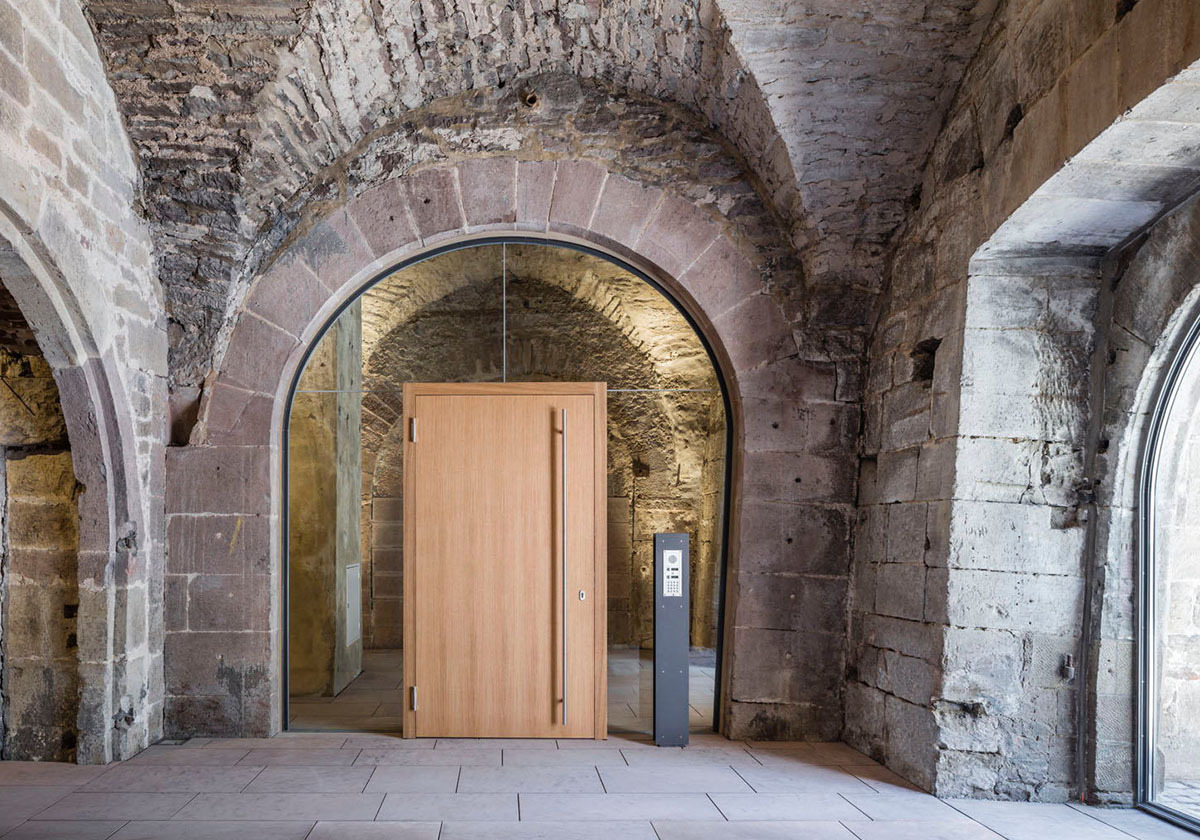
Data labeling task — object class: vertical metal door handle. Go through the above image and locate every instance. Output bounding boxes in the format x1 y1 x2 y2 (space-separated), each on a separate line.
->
561 407 568 727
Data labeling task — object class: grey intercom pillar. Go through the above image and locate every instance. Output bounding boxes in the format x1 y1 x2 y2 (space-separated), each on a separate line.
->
654 533 690 747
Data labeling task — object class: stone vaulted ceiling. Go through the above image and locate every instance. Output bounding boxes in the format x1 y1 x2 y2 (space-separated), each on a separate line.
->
83 0 998 388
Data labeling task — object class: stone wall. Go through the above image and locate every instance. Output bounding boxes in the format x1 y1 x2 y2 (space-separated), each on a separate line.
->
0 0 167 763
851 0 1200 798
4 450 79 762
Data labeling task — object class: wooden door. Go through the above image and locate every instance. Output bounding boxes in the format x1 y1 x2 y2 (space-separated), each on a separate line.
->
402 382 606 739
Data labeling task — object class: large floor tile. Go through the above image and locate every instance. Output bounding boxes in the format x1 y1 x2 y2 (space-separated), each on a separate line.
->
435 739 559 750
850 764 927 794
30 792 194 821
947 801 1133 839
206 737 348 749
0 786 78 832
108 821 317 839
236 749 360 766
440 820 658 839
652 821 856 839
79 764 263 793
341 736 435 750
843 792 977 821
356 748 501 766
503 749 626 766
458 766 603 793
682 734 748 750
558 736 651 750
364 766 461 793
518 793 724 821
744 741 815 752
0 763 110 786
126 746 250 766
1 821 127 839
244 766 375 793
1068 805 1200 839
306 822 441 839
806 743 878 765
842 820 1006 840
376 793 519 821
734 764 877 794
599 766 753 793
619 748 759 768
709 792 865 820
173 793 383 821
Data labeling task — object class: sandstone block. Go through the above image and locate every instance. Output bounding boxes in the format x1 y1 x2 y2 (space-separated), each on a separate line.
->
203 383 274 447
457 157 517 228
247 256 331 342
548 159 606 231
515 160 555 228
166 446 271 515
297 207 377 297
220 313 298 397
714 294 793 371
590 173 660 247
636 193 719 279
402 166 465 239
349 180 419 258
167 513 271 575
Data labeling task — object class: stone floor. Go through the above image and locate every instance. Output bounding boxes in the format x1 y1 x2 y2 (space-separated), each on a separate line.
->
0 734 1194 839
290 650 405 732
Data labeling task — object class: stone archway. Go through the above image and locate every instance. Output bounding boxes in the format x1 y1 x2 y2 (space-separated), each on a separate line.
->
174 156 850 741
0 219 156 764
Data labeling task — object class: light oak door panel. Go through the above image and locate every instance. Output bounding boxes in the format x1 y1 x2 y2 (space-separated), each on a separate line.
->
403 383 606 739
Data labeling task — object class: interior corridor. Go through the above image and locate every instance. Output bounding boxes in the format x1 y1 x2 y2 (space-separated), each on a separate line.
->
289 650 405 733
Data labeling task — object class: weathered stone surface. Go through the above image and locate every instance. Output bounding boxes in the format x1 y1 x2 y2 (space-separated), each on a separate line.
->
165 446 271 516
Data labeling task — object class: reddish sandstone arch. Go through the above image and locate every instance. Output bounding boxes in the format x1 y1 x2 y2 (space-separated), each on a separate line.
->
177 156 850 739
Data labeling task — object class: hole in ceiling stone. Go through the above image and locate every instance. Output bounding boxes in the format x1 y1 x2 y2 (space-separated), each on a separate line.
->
522 90 539 108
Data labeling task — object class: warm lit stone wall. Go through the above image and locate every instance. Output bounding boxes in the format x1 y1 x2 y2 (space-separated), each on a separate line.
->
0 340 76 761
287 301 363 696
343 248 724 652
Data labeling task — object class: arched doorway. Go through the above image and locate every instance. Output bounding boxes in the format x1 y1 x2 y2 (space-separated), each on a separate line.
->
1140 308 1200 830
281 238 732 738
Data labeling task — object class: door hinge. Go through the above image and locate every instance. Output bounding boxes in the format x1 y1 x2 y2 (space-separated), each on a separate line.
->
410 685 418 711
409 417 418 443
